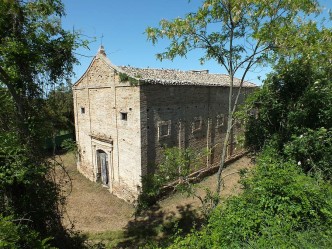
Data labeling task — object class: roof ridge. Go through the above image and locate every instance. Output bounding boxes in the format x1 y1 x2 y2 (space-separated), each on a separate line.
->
119 66 231 76
74 48 257 88
119 66 256 87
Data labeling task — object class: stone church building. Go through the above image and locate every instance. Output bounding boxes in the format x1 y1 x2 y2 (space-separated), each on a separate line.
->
73 47 256 202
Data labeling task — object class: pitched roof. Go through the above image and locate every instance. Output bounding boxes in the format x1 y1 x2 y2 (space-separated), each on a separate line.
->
74 47 257 88
119 66 256 88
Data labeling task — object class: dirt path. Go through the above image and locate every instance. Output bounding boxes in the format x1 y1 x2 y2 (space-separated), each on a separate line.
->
56 153 253 234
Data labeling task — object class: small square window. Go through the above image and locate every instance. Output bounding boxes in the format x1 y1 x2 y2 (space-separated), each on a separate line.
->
120 112 128 121
81 107 85 114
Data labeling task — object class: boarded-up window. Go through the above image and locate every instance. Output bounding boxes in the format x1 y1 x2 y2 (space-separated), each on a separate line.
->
158 120 171 140
216 114 225 128
192 117 202 133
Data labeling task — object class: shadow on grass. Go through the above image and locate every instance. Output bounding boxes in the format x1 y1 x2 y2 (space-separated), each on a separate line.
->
113 203 203 248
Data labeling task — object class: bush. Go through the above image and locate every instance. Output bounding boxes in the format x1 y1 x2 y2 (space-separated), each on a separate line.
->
168 149 332 248
284 128 332 180
0 215 53 249
135 147 204 214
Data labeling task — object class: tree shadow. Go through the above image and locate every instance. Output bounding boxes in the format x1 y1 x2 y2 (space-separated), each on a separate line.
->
115 203 203 248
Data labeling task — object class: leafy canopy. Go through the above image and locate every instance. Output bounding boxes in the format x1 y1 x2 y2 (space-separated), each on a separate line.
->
0 0 87 145
244 58 332 151
146 0 319 77
0 0 78 85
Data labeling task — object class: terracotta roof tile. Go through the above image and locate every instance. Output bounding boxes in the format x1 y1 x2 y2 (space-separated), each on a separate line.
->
119 66 256 87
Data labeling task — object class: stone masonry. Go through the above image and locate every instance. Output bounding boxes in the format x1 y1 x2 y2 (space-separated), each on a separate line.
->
73 46 256 203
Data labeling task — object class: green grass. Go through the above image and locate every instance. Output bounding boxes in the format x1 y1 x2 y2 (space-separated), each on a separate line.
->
86 230 130 248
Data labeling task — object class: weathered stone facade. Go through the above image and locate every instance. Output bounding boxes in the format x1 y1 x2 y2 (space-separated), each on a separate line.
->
73 47 255 202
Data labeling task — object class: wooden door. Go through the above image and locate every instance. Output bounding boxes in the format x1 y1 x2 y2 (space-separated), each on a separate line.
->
97 150 109 185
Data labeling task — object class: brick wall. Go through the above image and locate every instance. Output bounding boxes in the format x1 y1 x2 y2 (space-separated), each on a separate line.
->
73 56 143 202
140 84 248 175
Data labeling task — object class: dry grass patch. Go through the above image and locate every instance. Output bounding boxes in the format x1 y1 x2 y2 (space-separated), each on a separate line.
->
55 152 254 248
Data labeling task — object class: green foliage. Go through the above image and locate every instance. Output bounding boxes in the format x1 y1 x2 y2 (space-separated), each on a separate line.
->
284 128 332 180
244 59 332 152
0 0 80 85
168 149 332 248
225 42 332 249
118 72 140 86
135 174 161 213
0 132 44 190
45 85 75 135
0 1 89 248
0 89 15 132
0 215 20 249
135 147 205 214
0 132 66 247
0 215 54 249
146 0 319 71
119 72 129 82
246 226 332 249
157 147 201 185
0 134 90 249
0 0 86 147
61 138 77 153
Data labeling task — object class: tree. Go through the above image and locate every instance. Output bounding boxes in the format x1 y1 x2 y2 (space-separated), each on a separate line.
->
0 0 80 147
0 0 86 247
244 58 332 148
46 84 75 135
243 56 332 180
146 0 319 198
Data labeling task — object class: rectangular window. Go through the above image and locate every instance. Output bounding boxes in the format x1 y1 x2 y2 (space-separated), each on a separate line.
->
120 112 128 121
160 124 169 136
192 117 202 133
81 107 85 114
158 120 171 139
216 114 225 128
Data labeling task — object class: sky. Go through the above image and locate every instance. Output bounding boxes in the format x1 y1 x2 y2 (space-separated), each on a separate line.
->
62 0 332 86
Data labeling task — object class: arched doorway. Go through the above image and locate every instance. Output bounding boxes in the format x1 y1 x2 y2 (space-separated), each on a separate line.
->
96 149 109 185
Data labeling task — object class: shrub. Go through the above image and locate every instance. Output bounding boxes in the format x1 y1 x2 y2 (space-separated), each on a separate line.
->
168 149 332 248
135 147 204 214
284 128 332 180
0 215 53 249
